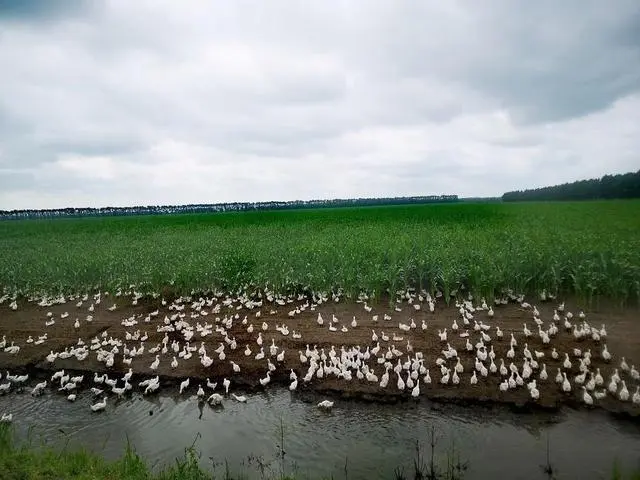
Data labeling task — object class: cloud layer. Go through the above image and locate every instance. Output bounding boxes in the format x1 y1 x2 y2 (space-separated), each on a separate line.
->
1 0 639 209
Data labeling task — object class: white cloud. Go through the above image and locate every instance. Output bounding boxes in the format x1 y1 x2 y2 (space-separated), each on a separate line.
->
0 0 639 209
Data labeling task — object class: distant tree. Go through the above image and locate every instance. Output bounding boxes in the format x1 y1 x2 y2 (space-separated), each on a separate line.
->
0 195 459 220
502 170 640 202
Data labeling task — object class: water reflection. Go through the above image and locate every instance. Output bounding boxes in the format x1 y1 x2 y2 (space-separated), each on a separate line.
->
1 388 639 480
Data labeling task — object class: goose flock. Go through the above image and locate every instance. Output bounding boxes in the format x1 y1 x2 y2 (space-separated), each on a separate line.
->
0 288 639 422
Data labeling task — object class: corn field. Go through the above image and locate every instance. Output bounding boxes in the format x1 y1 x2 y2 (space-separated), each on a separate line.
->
0 201 638 304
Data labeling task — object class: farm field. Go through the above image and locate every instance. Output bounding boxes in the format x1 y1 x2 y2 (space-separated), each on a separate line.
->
0 200 639 411
0 200 639 303
1 200 640 479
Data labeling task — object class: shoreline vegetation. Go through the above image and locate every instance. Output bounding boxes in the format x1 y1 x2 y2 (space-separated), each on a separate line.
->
1 201 639 305
1 423 638 480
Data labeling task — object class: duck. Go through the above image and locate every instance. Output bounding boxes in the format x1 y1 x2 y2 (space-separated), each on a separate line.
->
231 393 247 403
31 381 47 396
594 390 607 400
632 386 640 405
91 397 107 412
539 364 548 381
179 378 190 395
489 358 497 373
150 355 160 370
611 369 621 384
529 381 540 400
499 359 508 376
397 373 406 391
619 381 630 401
317 400 334 409
411 379 420 398
620 357 629 371
582 387 593 405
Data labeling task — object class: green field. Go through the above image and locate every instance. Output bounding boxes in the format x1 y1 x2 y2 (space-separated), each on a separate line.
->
1 201 639 303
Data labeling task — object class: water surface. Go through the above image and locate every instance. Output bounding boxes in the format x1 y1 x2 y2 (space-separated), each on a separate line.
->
1 389 639 479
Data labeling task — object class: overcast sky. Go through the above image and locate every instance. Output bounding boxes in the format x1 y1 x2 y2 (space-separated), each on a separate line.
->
1 1 639 209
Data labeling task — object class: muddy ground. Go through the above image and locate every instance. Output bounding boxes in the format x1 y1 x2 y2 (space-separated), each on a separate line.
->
1 293 639 417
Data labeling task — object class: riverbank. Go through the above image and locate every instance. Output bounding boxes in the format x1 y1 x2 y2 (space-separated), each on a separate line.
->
1 291 639 417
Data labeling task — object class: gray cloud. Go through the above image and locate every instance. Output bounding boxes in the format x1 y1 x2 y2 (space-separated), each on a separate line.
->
0 1 639 209
0 0 91 23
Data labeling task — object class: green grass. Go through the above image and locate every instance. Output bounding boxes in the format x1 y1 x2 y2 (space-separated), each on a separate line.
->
0 201 639 304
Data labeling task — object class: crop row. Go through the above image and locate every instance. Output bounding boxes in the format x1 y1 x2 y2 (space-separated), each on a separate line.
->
0 201 638 304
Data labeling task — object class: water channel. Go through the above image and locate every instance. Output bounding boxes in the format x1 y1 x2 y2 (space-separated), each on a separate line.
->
1 388 639 479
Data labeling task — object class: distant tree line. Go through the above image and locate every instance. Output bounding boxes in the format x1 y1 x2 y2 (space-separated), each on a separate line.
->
502 170 640 202
0 195 459 220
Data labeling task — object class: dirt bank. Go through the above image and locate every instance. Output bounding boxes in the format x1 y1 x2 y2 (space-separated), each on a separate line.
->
1 292 639 417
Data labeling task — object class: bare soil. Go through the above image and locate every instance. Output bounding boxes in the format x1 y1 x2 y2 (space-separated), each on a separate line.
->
1 293 639 417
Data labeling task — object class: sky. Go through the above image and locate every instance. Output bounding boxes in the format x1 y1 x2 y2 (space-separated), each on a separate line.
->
1 1 639 210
